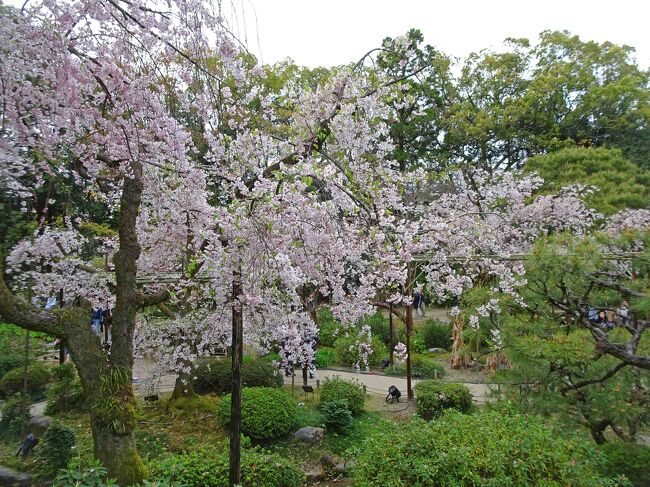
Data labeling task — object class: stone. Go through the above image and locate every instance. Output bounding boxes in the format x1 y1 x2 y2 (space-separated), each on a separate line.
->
334 462 346 474
294 426 325 444
27 415 52 436
427 347 446 353
0 467 31 486
304 464 324 483
637 435 650 446
319 453 337 468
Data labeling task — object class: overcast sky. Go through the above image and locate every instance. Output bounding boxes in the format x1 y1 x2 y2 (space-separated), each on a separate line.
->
228 0 649 69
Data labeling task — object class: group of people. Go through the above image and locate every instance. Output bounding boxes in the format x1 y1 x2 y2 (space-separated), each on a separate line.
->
588 300 629 330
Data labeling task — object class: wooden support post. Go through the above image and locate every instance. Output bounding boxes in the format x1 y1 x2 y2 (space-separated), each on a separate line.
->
389 303 394 367
229 265 243 487
316 379 320 389
405 265 415 401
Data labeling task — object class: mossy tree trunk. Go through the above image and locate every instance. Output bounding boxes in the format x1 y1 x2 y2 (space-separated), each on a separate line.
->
0 160 164 486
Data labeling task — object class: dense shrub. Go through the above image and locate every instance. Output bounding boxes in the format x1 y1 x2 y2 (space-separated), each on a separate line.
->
38 423 76 475
334 334 387 368
354 410 621 486
362 312 392 345
0 393 29 436
0 355 23 378
320 377 365 416
157 447 304 487
316 308 341 347
419 320 452 350
0 362 51 399
194 358 282 394
600 442 650 486
314 347 336 368
414 380 473 420
321 399 353 432
217 387 297 440
45 363 87 415
384 355 445 379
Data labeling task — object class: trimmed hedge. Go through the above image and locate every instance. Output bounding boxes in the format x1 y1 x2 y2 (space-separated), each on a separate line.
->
217 387 297 440
354 410 621 486
414 380 473 420
314 348 336 368
194 358 282 394
0 362 51 399
320 377 365 416
157 447 305 487
321 399 353 432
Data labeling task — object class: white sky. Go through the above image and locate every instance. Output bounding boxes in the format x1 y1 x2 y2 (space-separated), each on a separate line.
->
229 0 650 69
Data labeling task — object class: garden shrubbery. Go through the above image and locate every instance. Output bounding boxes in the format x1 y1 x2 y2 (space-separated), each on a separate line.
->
38 423 76 476
354 410 622 486
156 446 304 487
320 377 365 416
0 355 23 378
334 334 387 368
321 398 353 432
314 347 336 368
217 387 297 440
0 393 29 436
0 362 51 399
600 442 650 486
45 363 87 415
194 358 282 394
414 380 473 420
385 355 445 379
418 320 452 350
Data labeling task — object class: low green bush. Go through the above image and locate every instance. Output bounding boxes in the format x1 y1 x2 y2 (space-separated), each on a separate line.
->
0 355 23 378
321 399 353 432
0 393 29 436
193 358 282 394
157 447 304 487
217 387 297 440
419 320 452 350
53 459 118 487
334 334 387 368
314 347 336 368
354 410 622 486
45 363 86 415
600 442 650 486
317 308 341 347
0 362 51 399
414 380 473 420
384 355 445 379
320 377 365 416
38 423 76 475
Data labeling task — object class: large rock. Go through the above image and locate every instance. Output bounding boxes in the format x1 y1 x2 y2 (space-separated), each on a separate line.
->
304 464 324 483
294 426 324 444
27 415 52 436
0 467 31 487
427 347 446 353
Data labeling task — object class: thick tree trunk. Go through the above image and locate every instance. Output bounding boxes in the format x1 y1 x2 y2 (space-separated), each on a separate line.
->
229 265 244 487
171 369 195 400
405 265 415 401
389 304 394 367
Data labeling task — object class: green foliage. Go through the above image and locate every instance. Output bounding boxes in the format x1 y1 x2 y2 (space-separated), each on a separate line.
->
320 399 353 432
156 446 304 487
45 363 87 415
0 362 52 399
319 377 365 416
385 355 445 379
0 392 29 436
316 307 341 347
414 380 473 420
193 358 282 394
361 312 392 346
217 387 297 440
0 354 23 378
314 347 336 368
333 333 387 368
354 410 625 486
167 395 215 414
527 147 650 216
53 459 118 487
418 320 452 350
600 442 650 487
38 423 76 476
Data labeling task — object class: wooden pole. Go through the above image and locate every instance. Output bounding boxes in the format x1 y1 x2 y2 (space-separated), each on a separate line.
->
405 265 414 401
388 303 394 367
58 289 66 364
21 329 30 435
229 264 243 487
